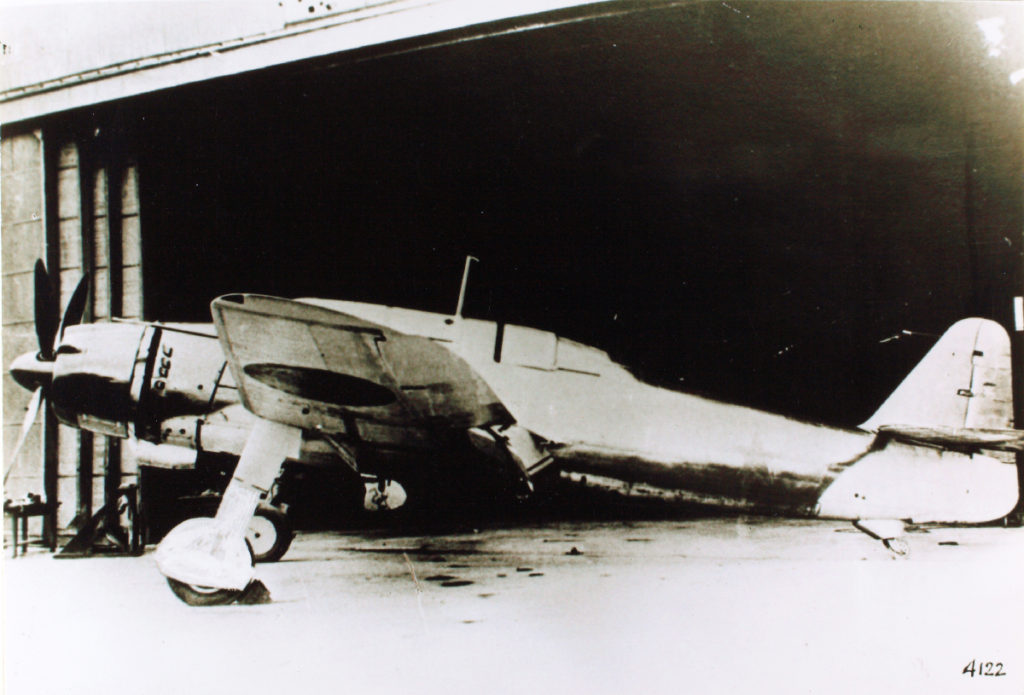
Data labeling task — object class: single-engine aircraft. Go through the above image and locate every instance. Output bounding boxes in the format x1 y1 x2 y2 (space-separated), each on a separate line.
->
8 258 1022 605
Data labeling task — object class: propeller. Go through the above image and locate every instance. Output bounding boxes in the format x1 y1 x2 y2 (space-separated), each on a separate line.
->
4 389 43 485
4 260 90 484
33 259 59 361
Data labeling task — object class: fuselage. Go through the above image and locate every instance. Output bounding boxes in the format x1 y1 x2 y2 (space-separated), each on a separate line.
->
10 299 1018 523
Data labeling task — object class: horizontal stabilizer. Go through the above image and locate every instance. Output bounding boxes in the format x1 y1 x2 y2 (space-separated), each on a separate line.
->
877 425 1024 453
861 318 1014 433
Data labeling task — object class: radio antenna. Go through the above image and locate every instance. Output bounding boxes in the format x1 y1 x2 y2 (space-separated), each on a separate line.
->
454 255 479 319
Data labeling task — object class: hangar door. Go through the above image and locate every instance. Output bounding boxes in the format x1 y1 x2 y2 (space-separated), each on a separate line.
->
1 127 143 538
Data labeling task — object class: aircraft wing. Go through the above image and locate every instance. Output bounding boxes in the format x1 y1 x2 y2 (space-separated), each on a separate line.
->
210 294 511 436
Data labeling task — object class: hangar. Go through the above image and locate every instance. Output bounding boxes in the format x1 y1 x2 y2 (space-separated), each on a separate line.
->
3 0 1022 550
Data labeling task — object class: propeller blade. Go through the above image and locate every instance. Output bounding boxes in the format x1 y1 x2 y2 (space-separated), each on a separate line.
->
4 387 44 485
57 272 90 344
33 260 58 361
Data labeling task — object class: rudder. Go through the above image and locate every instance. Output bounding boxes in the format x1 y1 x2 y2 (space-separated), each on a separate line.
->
861 318 1014 432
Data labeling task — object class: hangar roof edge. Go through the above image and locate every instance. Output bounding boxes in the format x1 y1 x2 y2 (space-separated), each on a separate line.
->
0 0 614 125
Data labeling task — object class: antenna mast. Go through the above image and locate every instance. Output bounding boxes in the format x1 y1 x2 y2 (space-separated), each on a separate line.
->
454 255 478 319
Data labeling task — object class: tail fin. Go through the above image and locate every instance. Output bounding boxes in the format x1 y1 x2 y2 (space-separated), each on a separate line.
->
861 318 1014 432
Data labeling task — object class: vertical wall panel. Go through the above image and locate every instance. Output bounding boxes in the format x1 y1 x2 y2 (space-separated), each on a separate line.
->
91 220 110 266
122 267 143 320
1 131 46 540
121 164 142 321
121 215 141 264
92 268 111 318
57 426 79 476
121 164 139 216
91 167 111 320
53 141 84 528
92 436 108 515
119 162 142 475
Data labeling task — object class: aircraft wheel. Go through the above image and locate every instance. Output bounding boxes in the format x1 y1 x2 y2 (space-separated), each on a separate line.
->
245 505 293 563
157 518 259 606
166 578 243 606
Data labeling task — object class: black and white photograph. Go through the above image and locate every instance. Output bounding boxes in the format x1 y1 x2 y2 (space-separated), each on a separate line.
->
2 1 1022 692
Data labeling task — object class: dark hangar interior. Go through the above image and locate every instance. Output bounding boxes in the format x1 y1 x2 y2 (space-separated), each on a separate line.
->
134 2 1021 425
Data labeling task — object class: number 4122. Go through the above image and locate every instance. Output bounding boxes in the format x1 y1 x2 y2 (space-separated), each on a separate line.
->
963 660 1005 677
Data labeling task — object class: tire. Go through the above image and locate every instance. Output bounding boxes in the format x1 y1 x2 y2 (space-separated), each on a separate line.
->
161 519 257 606
167 578 243 606
245 505 293 563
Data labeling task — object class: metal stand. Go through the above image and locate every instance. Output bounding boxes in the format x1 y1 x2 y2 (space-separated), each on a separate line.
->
56 484 143 557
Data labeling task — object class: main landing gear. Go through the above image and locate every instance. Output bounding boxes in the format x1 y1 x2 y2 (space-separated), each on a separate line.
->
165 505 290 604
156 419 302 606
156 517 272 606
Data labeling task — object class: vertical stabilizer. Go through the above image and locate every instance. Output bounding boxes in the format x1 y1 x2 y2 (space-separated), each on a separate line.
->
861 318 1014 431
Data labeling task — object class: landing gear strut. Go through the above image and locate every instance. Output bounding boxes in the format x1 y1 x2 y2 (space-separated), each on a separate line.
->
156 419 301 605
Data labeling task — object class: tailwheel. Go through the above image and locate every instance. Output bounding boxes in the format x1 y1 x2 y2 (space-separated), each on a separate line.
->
166 578 243 606
883 538 910 556
245 505 293 563
853 519 909 557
